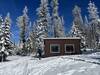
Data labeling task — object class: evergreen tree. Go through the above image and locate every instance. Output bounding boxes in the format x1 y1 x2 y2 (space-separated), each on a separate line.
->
4 13 12 50
88 1 99 20
26 22 37 55
87 1 100 49
0 13 12 61
97 19 100 47
84 16 89 28
51 0 65 37
84 16 90 47
71 5 86 48
97 19 100 36
26 22 32 55
31 22 37 53
35 0 50 51
0 16 6 61
0 16 3 38
17 6 29 55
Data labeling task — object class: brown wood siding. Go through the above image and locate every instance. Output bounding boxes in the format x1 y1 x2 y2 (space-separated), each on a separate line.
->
44 39 81 57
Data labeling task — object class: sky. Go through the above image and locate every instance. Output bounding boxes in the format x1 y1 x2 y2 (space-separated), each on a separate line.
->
0 0 100 44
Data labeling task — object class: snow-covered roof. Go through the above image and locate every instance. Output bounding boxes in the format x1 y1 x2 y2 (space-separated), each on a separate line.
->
43 37 81 40
97 19 100 22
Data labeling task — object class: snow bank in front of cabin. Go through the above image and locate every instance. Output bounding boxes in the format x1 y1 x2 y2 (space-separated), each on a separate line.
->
0 53 100 75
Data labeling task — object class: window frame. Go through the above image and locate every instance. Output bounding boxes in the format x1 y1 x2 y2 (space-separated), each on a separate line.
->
50 44 60 53
65 44 75 53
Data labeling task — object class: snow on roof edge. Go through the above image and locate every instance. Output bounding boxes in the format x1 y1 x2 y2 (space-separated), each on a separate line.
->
43 37 81 40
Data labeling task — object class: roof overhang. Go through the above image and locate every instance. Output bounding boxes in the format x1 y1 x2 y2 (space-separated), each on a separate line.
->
43 37 81 40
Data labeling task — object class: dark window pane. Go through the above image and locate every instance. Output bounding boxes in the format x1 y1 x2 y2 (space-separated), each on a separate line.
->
65 45 74 52
51 45 59 53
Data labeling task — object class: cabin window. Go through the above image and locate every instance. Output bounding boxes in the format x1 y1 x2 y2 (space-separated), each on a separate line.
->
65 44 74 53
50 44 60 53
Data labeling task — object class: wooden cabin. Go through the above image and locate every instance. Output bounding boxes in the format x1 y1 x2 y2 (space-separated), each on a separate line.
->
44 37 81 57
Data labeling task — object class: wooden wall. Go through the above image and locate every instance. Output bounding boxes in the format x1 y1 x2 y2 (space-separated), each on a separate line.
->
44 39 81 57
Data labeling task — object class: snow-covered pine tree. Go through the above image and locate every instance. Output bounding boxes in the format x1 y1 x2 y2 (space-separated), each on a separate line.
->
26 22 36 55
61 16 65 35
84 16 89 28
26 22 38 55
35 0 50 51
84 16 90 47
87 1 100 49
30 22 37 54
0 13 12 61
0 16 6 61
0 16 3 39
71 5 86 48
26 37 31 55
4 13 12 50
4 13 13 53
97 19 100 37
51 0 65 37
88 1 99 20
17 6 29 55
97 19 100 48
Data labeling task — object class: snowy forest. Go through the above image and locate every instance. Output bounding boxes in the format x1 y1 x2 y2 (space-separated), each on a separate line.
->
0 0 100 62
0 0 100 75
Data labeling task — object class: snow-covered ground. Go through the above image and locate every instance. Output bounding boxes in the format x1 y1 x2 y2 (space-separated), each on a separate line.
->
0 53 100 75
